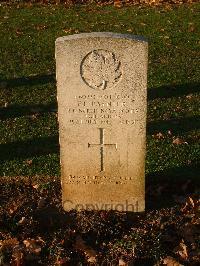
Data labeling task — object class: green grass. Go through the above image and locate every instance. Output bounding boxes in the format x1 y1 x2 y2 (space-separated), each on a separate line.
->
0 3 199 180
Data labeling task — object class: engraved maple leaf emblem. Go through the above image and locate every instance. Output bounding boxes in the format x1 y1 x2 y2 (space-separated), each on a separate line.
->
81 50 122 90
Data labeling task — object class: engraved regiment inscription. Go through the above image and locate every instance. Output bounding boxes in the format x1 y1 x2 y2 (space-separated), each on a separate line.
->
56 32 148 212
68 93 138 126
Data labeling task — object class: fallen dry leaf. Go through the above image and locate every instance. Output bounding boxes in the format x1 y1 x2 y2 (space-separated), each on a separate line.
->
9 202 19 214
30 113 39 120
56 257 69 265
186 93 193 99
167 130 172 135
18 217 26 225
35 24 47 31
16 29 23 36
188 196 195 208
25 160 33 166
32 183 39 189
119 258 128 265
181 196 199 213
0 238 19 250
63 28 73 34
114 0 122 8
23 239 42 255
163 256 183 266
12 245 24 266
188 24 195 32
153 132 164 139
174 240 188 260
74 235 97 263
172 137 187 145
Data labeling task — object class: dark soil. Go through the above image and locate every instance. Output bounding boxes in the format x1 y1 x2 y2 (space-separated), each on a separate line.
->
0 176 199 265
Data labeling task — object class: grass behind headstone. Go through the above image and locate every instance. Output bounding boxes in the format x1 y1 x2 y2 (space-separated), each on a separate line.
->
0 3 199 180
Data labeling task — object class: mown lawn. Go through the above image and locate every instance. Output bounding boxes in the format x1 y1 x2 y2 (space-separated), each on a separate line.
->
0 3 200 265
0 3 199 179
0 3 199 180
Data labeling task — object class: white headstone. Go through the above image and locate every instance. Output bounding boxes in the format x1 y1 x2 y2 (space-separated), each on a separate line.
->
56 32 148 212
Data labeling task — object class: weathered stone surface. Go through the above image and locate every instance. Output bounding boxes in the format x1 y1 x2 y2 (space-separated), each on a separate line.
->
56 32 148 212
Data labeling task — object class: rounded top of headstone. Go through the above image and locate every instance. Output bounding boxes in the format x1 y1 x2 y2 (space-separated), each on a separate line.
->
56 32 148 44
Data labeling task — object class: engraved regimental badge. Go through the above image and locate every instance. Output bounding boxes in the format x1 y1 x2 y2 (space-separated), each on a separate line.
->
81 49 122 90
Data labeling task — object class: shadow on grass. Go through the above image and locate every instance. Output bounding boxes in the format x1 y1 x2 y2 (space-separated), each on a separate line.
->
0 74 199 99
147 115 200 134
0 102 57 120
0 111 199 162
148 82 200 100
146 163 200 210
0 136 199 211
1 105 199 135
0 75 199 123
0 76 199 211
0 135 59 162
0 74 55 88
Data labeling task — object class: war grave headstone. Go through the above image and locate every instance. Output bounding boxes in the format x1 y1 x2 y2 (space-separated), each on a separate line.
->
56 32 148 212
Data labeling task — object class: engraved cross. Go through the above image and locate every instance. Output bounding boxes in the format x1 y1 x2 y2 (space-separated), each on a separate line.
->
88 128 117 172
